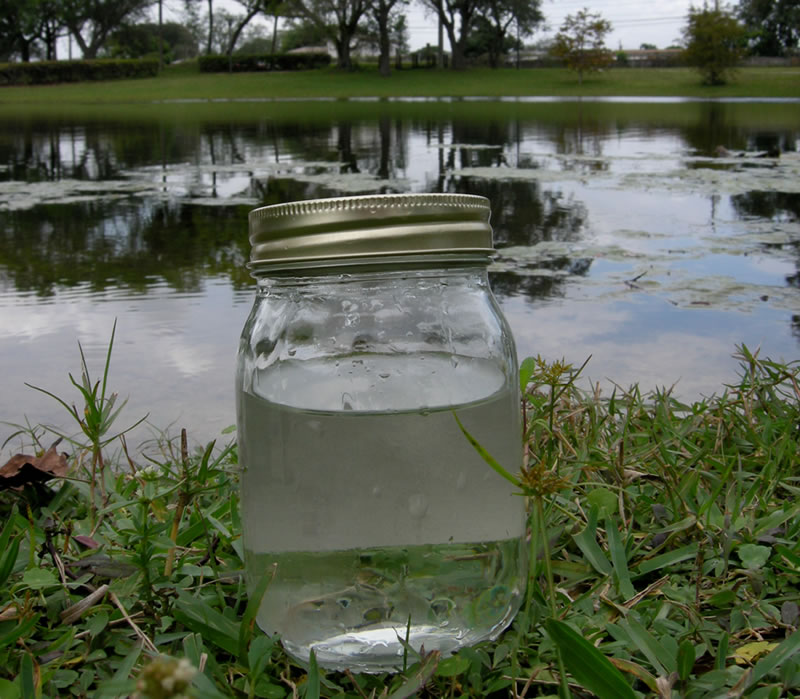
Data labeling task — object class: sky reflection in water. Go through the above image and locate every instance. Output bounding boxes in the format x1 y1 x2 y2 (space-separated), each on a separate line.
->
0 101 798 454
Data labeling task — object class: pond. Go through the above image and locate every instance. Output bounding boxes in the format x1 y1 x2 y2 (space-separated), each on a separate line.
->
1 99 799 454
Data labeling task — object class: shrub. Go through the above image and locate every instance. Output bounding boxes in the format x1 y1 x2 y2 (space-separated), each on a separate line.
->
0 59 158 87
197 52 331 73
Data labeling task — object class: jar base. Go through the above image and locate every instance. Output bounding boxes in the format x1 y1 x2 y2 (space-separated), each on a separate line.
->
283 624 478 673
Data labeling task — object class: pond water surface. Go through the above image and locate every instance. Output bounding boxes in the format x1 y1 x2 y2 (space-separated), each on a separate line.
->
1 99 799 454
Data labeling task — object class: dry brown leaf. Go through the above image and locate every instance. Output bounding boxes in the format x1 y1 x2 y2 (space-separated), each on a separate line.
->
0 440 69 490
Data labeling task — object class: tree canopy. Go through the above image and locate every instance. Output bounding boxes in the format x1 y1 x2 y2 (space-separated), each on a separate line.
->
738 0 800 56
683 5 747 85
474 0 544 68
61 0 152 59
285 0 371 69
550 8 614 84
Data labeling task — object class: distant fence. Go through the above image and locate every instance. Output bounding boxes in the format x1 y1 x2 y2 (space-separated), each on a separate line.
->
0 59 159 86
742 55 800 67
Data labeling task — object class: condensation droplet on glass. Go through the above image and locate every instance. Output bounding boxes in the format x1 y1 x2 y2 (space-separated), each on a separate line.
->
456 472 467 491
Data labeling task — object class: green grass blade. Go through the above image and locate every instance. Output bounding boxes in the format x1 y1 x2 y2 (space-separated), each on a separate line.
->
389 651 440 699
606 523 635 599
238 564 276 662
0 536 21 588
305 649 320 699
619 615 676 675
173 593 240 656
111 643 142 683
453 413 521 488
19 653 35 699
0 614 39 650
0 506 17 552
100 319 118 405
635 543 699 575
545 618 635 699
716 632 730 670
677 640 695 681
572 519 612 576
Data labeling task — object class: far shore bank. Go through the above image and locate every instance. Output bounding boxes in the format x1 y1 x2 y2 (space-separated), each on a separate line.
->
1 63 799 105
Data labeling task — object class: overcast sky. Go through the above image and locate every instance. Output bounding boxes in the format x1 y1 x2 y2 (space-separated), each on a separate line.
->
162 0 695 52
406 0 694 50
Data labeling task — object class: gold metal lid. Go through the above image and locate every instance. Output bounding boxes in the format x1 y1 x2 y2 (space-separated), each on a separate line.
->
248 193 494 269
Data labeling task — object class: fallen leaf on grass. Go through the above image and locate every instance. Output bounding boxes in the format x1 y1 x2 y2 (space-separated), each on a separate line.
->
0 440 68 490
733 641 779 665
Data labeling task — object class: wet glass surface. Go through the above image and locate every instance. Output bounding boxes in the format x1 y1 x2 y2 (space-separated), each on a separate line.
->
1 100 799 453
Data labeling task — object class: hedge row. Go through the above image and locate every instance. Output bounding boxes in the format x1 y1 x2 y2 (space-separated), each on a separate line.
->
0 58 159 86
198 52 332 73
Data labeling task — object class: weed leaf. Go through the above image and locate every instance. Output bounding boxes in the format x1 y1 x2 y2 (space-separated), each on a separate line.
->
545 618 635 699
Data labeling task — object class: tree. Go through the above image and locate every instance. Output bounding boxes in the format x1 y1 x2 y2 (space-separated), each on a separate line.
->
551 8 613 84
0 0 50 61
286 0 370 69
262 0 289 65
108 22 198 61
182 0 215 55
391 13 410 60
180 0 205 56
61 0 151 59
683 5 747 85
280 17 330 51
224 0 264 59
738 0 800 56
206 0 214 54
418 0 482 69
367 0 407 76
477 0 543 68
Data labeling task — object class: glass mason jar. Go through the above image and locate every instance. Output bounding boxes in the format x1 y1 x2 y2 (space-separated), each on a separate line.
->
236 193 526 673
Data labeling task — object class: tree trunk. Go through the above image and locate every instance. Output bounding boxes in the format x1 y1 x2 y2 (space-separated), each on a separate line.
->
336 37 352 69
450 40 466 69
442 21 463 70
270 14 279 69
227 7 260 58
158 0 164 69
377 5 391 76
206 0 214 54
68 25 92 59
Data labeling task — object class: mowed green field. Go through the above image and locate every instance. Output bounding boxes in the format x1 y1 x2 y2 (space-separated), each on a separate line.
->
1 61 799 104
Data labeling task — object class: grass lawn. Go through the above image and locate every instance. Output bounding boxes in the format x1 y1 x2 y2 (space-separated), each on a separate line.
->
1 344 799 697
1 62 799 104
